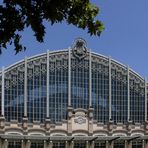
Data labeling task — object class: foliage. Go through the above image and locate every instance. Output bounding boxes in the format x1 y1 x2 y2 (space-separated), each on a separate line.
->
0 0 104 54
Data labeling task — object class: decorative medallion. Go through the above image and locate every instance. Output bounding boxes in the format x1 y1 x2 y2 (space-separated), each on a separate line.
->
72 38 88 60
74 116 86 124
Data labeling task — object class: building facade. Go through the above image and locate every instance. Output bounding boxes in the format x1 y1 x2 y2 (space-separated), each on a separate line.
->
0 38 148 148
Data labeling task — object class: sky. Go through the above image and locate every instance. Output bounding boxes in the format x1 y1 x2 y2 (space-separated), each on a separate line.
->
0 0 148 78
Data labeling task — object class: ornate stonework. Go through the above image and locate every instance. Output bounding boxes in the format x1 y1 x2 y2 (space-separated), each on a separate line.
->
0 43 148 148
74 116 86 124
72 38 87 60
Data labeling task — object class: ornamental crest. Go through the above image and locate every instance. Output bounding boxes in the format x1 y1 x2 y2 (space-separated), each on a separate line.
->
74 116 86 124
72 38 87 60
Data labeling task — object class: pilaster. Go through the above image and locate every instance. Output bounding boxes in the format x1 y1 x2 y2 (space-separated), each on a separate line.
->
127 120 133 133
125 141 132 148
2 139 8 148
88 108 94 135
67 107 73 135
0 139 2 148
108 57 112 120
89 50 92 107
26 140 31 148
145 78 147 122
45 142 50 148
142 140 145 148
2 66 5 116
106 141 109 148
144 140 148 148
66 141 73 148
65 141 68 148
109 141 113 148
22 117 28 130
108 120 114 132
88 141 94 148
127 66 130 121
106 141 114 148
22 140 31 148
68 48 71 106
66 141 70 148
49 141 53 148
85 141 88 148
0 116 5 129
24 57 27 117
44 141 47 148
21 140 24 148
46 50 50 118
45 118 51 131
69 141 74 148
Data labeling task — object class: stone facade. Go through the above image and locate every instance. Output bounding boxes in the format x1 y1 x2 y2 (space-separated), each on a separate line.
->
0 107 148 148
0 39 148 148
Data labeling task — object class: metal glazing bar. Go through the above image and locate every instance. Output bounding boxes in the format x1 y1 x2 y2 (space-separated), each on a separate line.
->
47 50 50 117
54 57 56 121
68 48 71 106
127 66 130 121
145 78 147 122
89 50 92 107
109 57 112 120
24 57 27 117
2 66 5 116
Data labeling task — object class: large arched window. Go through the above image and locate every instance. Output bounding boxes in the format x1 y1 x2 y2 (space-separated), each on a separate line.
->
129 73 145 123
48 52 68 122
27 56 47 122
111 62 128 123
91 55 109 123
71 52 89 109
1 49 146 124
4 64 24 122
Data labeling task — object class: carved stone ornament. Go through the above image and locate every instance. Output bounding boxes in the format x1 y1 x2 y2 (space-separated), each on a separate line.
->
74 116 86 124
72 38 87 60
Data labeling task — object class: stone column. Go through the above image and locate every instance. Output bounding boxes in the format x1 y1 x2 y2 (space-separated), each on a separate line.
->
48 141 53 148
127 120 133 133
45 118 51 136
22 140 26 148
142 140 145 148
88 108 94 135
86 141 89 148
45 119 51 130
66 141 73 148
89 141 94 148
65 141 68 148
109 141 113 148
44 141 47 148
0 139 2 148
2 139 8 148
106 141 109 148
22 140 24 148
44 141 50 148
106 141 113 148
69 141 74 148
67 107 73 135
22 117 28 130
125 140 127 148
144 121 148 131
66 142 69 148
108 120 114 132
144 140 148 148
0 116 5 129
125 141 132 148
23 140 31 148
